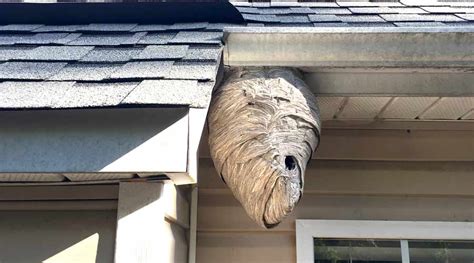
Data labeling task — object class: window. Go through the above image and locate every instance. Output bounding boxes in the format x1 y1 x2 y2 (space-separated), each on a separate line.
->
296 220 474 263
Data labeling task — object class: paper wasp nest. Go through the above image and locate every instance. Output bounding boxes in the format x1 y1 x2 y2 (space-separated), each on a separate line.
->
208 68 321 228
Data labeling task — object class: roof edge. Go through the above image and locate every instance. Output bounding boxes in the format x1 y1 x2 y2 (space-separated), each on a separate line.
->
0 2 244 24
224 27 474 68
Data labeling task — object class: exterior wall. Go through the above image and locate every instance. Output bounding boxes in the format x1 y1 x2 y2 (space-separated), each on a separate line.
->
162 220 189 263
0 210 117 263
196 158 474 263
114 182 190 263
0 182 191 263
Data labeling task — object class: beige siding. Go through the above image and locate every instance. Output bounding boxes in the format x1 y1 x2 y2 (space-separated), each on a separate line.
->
196 158 474 263
200 129 474 161
0 210 117 263
0 182 191 263
198 232 296 263
115 182 190 263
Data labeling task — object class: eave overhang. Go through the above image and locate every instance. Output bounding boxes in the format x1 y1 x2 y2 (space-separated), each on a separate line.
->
224 26 474 68
0 107 208 185
224 27 474 96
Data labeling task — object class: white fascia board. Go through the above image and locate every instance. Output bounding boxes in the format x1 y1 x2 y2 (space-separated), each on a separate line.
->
186 107 210 184
0 108 190 178
224 27 474 96
225 27 474 68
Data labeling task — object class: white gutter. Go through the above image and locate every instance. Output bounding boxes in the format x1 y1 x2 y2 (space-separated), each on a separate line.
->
223 27 474 96
224 26 474 67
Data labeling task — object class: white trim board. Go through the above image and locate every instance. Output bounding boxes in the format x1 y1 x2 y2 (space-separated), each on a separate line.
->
225 28 474 69
296 220 474 263
0 107 208 185
224 28 474 97
0 108 188 173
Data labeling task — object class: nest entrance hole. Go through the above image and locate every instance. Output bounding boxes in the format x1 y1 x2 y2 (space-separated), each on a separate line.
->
284 156 297 171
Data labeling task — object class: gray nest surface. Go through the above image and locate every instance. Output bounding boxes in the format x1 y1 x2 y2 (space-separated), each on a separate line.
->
208 68 321 228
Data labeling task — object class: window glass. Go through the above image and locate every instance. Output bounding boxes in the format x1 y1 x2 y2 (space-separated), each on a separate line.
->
408 240 474 263
313 238 474 263
314 238 402 263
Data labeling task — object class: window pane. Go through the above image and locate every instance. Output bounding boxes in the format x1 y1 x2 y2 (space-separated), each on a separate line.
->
408 240 474 263
314 238 402 263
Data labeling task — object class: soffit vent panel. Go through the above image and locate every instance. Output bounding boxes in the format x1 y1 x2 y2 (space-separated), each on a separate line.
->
316 96 345 120
461 110 474 120
379 97 439 119
337 97 392 119
420 97 474 120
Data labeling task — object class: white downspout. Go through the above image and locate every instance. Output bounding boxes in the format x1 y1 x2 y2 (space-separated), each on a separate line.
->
188 186 198 263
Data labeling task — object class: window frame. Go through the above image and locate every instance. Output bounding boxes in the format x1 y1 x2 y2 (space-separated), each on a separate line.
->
296 219 474 263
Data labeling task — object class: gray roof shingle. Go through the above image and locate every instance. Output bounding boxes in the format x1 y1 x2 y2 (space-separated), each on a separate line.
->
349 7 427 14
22 46 94 61
137 32 177 45
235 2 474 27
69 33 146 46
337 2 404 7
135 45 189 60
242 14 280 23
394 21 448 27
309 15 341 23
0 24 43 32
0 81 140 109
0 19 226 109
182 46 222 61
457 14 474 21
278 16 311 23
56 82 139 108
0 62 67 80
50 63 122 81
110 61 174 79
80 47 144 62
421 6 474 14
78 23 138 32
33 25 84 33
0 81 75 108
170 31 223 44
167 62 218 81
350 22 395 27
311 8 352 15
0 47 34 61
169 22 209 31
0 33 77 45
121 79 203 106
337 15 386 23
380 14 465 22
311 22 350 27
131 24 170 32
13 33 71 44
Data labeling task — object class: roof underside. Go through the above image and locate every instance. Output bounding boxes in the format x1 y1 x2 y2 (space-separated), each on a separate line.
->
227 1 474 122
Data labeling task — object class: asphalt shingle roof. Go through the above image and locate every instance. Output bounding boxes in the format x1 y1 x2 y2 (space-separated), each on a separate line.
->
0 1 473 109
234 1 474 27
0 22 224 109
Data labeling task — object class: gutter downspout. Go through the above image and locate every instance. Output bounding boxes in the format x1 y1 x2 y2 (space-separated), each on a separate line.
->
188 186 198 263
